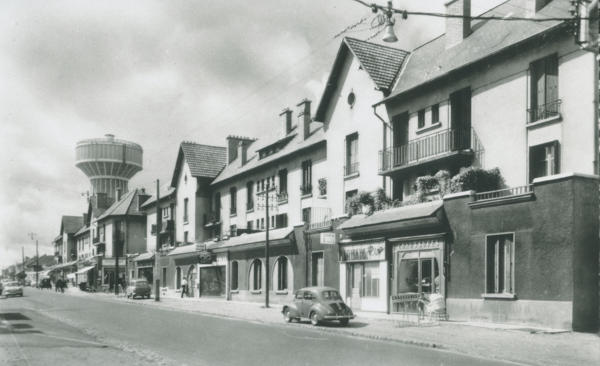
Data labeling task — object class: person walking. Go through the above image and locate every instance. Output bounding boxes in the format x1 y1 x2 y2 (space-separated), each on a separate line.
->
181 277 188 298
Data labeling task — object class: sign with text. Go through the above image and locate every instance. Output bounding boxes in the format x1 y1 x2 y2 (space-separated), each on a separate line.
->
320 232 336 245
340 241 385 262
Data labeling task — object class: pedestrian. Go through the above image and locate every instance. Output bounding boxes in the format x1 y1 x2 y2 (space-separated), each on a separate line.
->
181 277 188 298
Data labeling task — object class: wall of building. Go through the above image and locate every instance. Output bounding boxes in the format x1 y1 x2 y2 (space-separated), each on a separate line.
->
443 174 599 331
144 197 176 252
320 54 387 216
214 143 327 234
384 32 597 192
175 162 196 243
126 218 147 255
195 178 212 243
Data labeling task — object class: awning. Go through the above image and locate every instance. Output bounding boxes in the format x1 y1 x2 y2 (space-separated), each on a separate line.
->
51 260 78 271
212 227 295 253
76 265 96 275
133 252 154 262
338 201 445 236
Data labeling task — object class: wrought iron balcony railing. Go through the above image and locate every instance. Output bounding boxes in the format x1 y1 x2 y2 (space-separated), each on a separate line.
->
379 127 482 173
527 99 561 124
307 207 333 230
300 184 312 196
474 185 533 201
344 162 359 177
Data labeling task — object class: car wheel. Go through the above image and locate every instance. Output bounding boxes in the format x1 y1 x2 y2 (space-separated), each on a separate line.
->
310 312 320 326
339 319 349 326
283 309 293 323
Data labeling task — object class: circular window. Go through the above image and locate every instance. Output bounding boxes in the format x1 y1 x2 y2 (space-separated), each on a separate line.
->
347 91 356 108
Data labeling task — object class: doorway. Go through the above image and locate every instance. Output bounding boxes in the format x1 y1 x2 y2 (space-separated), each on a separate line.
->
311 252 324 286
450 88 471 150
392 112 409 166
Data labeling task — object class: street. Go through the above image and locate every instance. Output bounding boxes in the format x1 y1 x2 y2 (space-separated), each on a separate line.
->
0 289 516 366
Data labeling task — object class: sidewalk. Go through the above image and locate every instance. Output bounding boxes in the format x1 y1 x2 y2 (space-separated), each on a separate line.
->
63 288 599 366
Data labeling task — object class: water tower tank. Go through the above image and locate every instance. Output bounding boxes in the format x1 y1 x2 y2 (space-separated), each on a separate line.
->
75 134 143 199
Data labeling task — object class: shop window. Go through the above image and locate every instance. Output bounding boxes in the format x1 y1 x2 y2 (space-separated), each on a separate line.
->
348 262 380 298
529 141 559 182
395 251 440 295
250 259 262 291
485 234 514 295
274 257 289 291
231 261 239 291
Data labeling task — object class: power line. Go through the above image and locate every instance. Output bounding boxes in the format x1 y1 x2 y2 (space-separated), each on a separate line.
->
352 0 591 22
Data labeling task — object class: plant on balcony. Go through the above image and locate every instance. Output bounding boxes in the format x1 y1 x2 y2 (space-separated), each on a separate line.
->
346 191 375 216
449 167 504 193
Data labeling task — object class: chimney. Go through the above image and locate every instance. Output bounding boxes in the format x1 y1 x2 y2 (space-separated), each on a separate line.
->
297 99 312 140
83 213 89 225
238 141 247 167
526 0 551 16
227 137 239 164
279 108 293 135
116 188 122 201
445 0 471 49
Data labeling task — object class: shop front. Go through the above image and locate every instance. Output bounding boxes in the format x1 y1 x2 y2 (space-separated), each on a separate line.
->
389 234 446 314
133 252 154 283
99 257 126 291
339 239 387 312
75 264 97 290
198 252 227 297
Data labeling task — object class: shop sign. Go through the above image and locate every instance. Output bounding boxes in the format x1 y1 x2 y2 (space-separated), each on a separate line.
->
320 232 336 245
340 241 385 262
216 253 227 266
198 251 213 264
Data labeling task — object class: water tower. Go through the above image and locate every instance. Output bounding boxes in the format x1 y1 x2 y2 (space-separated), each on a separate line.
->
75 134 143 200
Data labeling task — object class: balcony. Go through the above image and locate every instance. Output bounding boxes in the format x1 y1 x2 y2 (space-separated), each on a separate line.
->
300 184 313 197
277 191 288 204
306 207 333 231
204 211 221 227
379 127 483 175
469 184 534 209
527 100 561 124
344 162 359 178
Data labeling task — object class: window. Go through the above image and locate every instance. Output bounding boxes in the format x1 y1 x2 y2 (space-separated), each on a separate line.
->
176 267 181 289
255 219 260 230
278 169 288 194
345 190 358 213
302 207 311 225
229 187 237 215
274 257 289 291
231 261 239 290
345 133 359 176
162 268 167 285
486 234 514 295
162 207 169 219
270 216 275 229
183 198 189 223
229 225 237 237
348 262 380 297
214 192 221 221
275 213 288 229
418 109 425 128
529 141 559 182
529 54 559 122
184 231 188 244
301 160 312 195
260 218 265 230
246 181 254 211
250 259 262 291
431 104 439 123
247 221 253 231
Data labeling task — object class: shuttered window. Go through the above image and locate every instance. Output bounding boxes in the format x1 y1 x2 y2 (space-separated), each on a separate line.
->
530 55 559 122
485 234 514 294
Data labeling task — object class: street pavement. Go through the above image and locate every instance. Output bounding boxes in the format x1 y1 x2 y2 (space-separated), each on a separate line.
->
0 289 519 366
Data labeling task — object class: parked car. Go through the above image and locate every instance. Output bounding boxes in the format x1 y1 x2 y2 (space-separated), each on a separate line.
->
126 279 151 299
282 287 355 326
2 281 23 297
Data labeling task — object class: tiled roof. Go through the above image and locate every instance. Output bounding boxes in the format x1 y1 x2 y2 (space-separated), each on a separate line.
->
74 225 89 237
386 0 569 100
170 142 227 187
211 127 326 185
140 185 176 209
344 37 409 91
61 216 84 235
315 37 409 121
96 189 143 221
337 201 443 230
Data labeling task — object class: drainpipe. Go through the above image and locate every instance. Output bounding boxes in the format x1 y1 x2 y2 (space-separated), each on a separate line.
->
373 104 393 193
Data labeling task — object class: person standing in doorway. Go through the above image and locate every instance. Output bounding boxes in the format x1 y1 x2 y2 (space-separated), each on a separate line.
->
181 277 188 298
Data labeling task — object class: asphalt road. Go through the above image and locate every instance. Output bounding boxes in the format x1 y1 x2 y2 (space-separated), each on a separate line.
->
0 289 517 366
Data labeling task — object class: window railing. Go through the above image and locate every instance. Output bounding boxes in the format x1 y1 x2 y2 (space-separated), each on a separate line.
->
300 184 312 196
379 127 482 173
527 99 561 124
308 207 332 230
344 162 359 177
278 191 288 203
474 185 533 201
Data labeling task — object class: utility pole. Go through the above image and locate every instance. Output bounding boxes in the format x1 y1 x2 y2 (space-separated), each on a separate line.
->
257 183 277 308
28 233 39 288
155 179 161 301
21 246 25 285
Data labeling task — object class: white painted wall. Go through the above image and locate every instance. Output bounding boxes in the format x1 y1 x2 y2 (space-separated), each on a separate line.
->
175 162 196 243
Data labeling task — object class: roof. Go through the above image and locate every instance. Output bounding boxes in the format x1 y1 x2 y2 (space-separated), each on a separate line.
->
384 0 569 101
212 227 294 251
74 225 89 237
211 127 326 185
337 201 444 230
61 216 84 235
170 142 227 187
167 244 200 257
315 37 409 121
140 185 176 209
96 189 144 221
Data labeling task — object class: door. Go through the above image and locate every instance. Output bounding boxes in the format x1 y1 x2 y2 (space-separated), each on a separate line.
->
450 88 471 150
312 252 324 286
392 112 409 166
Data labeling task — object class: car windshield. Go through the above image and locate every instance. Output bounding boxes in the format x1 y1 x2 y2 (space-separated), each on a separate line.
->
321 290 342 301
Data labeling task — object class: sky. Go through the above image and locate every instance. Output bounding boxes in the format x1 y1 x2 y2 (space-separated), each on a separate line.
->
0 0 505 268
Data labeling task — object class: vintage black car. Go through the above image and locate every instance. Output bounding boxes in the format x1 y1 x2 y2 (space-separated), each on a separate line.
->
282 287 355 326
